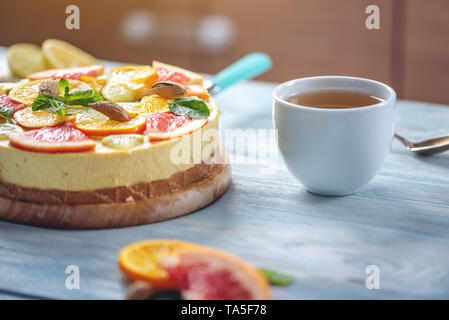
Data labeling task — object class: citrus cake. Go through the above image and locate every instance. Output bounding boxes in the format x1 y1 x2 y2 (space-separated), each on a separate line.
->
0 42 230 229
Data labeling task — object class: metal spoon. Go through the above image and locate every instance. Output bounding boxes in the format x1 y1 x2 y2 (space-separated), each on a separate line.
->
394 133 449 156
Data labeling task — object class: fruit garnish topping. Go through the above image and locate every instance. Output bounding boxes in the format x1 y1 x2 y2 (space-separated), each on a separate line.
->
7 43 47 78
101 134 145 151
38 79 60 96
102 65 158 102
79 75 106 93
145 112 207 141
168 97 210 119
185 84 210 99
140 95 170 113
0 93 27 122
88 101 131 122
153 60 203 85
0 106 14 123
0 82 17 95
9 78 93 106
32 78 102 116
74 108 147 137
42 39 99 69
156 67 190 84
0 123 23 140
116 102 141 118
151 81 187 99
28 65 105 81
118 240 204 290
13 107 68 128
8 121 96 153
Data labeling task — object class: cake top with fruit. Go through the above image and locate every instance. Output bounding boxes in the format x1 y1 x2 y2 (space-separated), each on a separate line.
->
0 39 220 192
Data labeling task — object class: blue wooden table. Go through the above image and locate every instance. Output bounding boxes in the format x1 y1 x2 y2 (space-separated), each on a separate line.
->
1 52 449 299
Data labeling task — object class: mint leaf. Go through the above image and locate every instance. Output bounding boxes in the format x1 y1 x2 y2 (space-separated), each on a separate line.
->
0 106 14 123
58 78 70 96
64 90 102 107
258 268 295 286
169 97 210 119
49 99 66 116
32 94 66 115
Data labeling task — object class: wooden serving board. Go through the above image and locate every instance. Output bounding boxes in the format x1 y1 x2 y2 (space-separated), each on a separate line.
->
0 163 231 229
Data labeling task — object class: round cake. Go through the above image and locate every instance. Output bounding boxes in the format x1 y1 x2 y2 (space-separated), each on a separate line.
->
0 60 230 229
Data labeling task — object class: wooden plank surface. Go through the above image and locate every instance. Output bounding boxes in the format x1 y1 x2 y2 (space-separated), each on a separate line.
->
0 54 449 299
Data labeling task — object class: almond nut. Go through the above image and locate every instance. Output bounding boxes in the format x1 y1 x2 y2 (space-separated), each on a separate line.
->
39 79 60 96
88 101 131 122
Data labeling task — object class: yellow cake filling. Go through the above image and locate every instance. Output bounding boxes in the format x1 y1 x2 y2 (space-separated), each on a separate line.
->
0 99 219 191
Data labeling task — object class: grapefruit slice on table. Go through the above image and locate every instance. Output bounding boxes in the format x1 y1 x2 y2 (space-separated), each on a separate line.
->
27 65 105 81
161 249 272 300
8 121 96 153
74 108 147 137
118 240 203 290
145 112 207 141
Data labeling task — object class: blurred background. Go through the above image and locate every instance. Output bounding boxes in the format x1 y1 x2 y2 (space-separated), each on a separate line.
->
0 0 448 103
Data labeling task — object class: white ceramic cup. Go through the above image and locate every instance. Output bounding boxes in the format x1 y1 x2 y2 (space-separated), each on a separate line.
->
273 76 396 196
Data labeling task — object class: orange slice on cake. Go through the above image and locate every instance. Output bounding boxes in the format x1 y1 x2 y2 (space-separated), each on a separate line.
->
74 108 147 137
13 107 68 129
102 65 158 102
9 79 93 106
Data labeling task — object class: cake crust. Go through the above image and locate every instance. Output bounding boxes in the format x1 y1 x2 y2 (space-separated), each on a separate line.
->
0 156 230 229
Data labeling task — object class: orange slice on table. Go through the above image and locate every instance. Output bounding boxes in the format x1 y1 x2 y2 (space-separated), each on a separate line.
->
118 239 272 299
118 240 203 290
161 248 272 300
13 107 68 129
42 39 99 69
74 108 147 137
9 79 93 106
102 65 158 102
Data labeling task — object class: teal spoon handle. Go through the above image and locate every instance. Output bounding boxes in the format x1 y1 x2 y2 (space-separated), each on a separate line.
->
207 52 272 94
